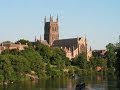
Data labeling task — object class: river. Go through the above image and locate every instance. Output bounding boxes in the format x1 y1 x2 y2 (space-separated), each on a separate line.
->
0 74 120 90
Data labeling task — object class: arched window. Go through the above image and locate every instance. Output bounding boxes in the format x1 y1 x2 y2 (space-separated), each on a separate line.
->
80 44 86 52
52 27 54 31
55 27 56 31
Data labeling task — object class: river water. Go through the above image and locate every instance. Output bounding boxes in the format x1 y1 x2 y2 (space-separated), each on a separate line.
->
0 74 120 90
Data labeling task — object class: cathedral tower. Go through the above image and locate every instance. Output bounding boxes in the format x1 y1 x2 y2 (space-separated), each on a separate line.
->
44 15 59 45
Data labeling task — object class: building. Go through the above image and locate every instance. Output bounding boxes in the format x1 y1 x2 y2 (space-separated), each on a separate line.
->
35 36 49 46
44 15 59 45
43 16 92 60
92 50 107 58
0 42 28 54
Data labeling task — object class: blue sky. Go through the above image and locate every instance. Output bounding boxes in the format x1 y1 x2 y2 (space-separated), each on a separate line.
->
0 0 120 49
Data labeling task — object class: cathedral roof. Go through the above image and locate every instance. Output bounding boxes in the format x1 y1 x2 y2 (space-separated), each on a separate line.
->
52 38 81 48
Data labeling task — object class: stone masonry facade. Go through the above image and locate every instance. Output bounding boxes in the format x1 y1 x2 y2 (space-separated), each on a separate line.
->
43 16 92 60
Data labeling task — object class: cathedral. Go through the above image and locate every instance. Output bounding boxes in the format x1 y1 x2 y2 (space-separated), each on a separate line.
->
42 16 92 60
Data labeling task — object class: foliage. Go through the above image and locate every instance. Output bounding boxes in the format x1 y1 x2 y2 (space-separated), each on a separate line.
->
115 48 120 78
105 42 120 79
1 49 20 55
106 43 116 68
35 41 53 63
90 57 107 70
0 39 71 81
20 47 46 78
73 53 87 69
2 41 12 44
1 39 115 82
52 47 70 66
15 39 32 46
0 55 17 81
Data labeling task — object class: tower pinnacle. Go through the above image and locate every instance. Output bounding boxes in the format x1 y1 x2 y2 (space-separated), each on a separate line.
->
56 15 58 22
50 14 52 22
44 16 46 23
35 36 37 42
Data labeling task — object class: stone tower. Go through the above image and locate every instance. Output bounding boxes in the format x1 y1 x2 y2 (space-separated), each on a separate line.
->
44 15 59 45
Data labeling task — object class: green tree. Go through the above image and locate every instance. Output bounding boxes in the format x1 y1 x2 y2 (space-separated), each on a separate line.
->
46 62 52 76
10 55 30 79
115 48 120 78
91 57 107 69
20 47 46 78
1 49 20 55
35 41 53 63
52 47 70 66
0 70 4 81
15 39 32 46
0 55 16 81
75 53 87 69
106 43 116 68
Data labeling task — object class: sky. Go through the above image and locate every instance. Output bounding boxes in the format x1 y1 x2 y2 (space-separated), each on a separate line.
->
0 0 120 49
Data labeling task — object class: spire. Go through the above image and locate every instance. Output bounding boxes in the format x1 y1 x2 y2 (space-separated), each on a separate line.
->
35 36 37 42
1 43 3 46
85 35 87 42
51 16 53 22
77 36 79 41
90 46 92 51
73 46 74 50
72 46 74 53
44 16 46 23
56 15 58 22
77 36 80 42
69 47 71 51
40 35 42 41
50 14 52 22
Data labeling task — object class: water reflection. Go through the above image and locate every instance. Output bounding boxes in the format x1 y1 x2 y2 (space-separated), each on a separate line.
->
82 74 120 90
0 74 120 90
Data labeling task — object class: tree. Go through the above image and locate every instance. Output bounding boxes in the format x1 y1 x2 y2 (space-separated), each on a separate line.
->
115 48 120 78
1 49 20 55
2 41 12 44
106 43 116 68
35 41 53 63
75 53 87 69
10 55 30 73
15 39 32 46
46 62 52 76
52 47 70 66
20 47 46 78
0 55 16 81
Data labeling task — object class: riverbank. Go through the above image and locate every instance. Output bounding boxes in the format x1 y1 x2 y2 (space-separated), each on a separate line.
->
0 66 106 86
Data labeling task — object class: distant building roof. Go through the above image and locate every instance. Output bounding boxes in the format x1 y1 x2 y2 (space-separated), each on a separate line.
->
92 49 107 57
0 42 28 53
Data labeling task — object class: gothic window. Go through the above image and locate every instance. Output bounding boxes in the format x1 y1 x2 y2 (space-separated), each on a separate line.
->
80 44 85 52
54 27 56 31
52 27 54 31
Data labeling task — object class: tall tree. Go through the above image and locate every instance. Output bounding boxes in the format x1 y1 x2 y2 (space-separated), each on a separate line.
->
115 48 120 78
106 43 116 68
75 53 87 69
35 41 53 63
0 55 16 81
20 47 46 78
